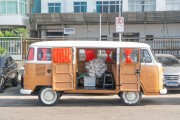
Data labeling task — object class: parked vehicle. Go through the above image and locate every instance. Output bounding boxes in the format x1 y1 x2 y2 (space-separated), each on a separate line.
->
0 55 18 93
20 41 166 106
155 54 180 91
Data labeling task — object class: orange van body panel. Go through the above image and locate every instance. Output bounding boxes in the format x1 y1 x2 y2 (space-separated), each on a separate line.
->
140 65 162 95
24 64 52 91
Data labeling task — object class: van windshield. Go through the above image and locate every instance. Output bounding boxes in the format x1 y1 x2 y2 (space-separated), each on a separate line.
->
151 52 159 62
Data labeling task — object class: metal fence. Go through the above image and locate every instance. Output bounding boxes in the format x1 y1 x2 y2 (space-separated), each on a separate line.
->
0 37 22 60
143 38 180 58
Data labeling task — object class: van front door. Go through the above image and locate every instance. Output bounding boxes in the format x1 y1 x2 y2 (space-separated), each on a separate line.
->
120 48 140 91
52 48 73 91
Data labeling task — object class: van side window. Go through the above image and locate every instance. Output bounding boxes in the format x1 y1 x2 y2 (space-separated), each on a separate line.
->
37 48 51 61
78 49 114 62
122 49 139 63
78 49 86 61
27 47 34 60
97 49 113 62
141 49 152 63
78 49 96 61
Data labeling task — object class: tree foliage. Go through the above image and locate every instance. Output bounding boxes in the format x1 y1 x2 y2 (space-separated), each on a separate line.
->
0 47 6 54
0 31 4 37
14 28 29 39
0 28 29 39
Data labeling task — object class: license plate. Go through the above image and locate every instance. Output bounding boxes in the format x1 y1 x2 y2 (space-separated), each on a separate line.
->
166 82 179 86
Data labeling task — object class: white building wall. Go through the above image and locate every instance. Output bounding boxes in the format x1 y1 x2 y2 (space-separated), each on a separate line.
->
41 0 66 13
0 15 29 26
0 0 30 27
63 23 180 39
41 0 168 13
66 24 113 39
41 0 129 13
65 0 73 13
122 0 129 12
40 0 180 38
88 1 96 13
156 0 166 11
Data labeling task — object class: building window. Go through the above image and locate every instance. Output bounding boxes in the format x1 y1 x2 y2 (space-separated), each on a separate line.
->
146 35 153 41
7 1 18 14
0 1 7 14
46 32 65 37
0 0 26 15
96 1 122 13
101 35 107 41
123 33 140 42
128 0 156 12
74 2 87 13
48 3 61 13
19 0 27 15
166 0 180 11
32 0 41 13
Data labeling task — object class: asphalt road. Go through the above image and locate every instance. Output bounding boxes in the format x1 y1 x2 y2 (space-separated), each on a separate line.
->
1 85 180 120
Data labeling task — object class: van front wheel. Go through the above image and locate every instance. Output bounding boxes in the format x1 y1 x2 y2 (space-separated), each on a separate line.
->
120 91 141 105
38 87 60 106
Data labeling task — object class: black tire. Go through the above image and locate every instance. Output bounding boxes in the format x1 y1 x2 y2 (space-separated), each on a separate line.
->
38 87 60 106
12 73 18 87
59 92 63 98
118 92 123 102
120 91 142 106
0 78 5 93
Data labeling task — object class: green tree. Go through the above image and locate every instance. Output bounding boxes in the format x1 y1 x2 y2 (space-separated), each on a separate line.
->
0 47 6 54
14 28 29 39
0 31 4 37
4 31 11 37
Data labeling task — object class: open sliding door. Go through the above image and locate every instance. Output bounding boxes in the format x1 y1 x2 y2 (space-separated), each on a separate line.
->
52 48 73 91
120 48 141 91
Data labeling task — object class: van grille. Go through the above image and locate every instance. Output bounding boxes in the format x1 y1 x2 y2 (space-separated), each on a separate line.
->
164 75 180 81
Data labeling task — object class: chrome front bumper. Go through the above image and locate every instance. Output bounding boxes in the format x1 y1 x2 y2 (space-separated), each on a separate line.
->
20 88 32 95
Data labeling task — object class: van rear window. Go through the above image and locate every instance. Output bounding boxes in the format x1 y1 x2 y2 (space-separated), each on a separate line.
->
27 48 34 60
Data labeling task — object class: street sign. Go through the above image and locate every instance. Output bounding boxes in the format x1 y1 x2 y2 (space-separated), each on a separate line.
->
116 17 124 33
64 28 75 34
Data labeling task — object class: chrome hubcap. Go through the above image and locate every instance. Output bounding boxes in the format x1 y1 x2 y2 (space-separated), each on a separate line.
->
44 91 54 101
126 92 136 101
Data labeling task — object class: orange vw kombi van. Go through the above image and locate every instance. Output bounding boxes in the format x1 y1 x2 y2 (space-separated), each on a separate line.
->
20 41 167 106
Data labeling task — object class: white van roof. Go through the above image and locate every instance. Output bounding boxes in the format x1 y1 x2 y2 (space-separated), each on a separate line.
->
30 41 150 48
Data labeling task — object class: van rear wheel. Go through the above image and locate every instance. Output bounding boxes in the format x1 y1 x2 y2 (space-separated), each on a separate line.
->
120 91 141 105
38 87 60 106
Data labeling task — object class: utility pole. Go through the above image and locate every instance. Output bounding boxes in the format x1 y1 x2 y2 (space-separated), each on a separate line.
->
99 14 102 41
119 0 121 42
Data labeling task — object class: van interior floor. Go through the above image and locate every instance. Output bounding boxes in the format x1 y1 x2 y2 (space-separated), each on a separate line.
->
77 85 115 90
